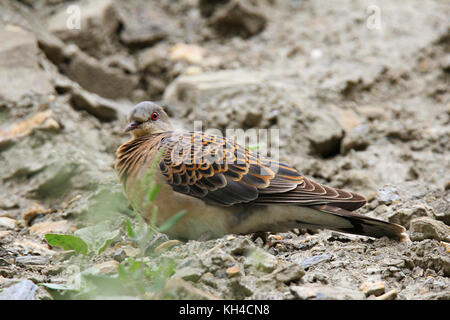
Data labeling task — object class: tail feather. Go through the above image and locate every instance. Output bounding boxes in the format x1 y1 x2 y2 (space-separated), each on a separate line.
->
310 204 408 241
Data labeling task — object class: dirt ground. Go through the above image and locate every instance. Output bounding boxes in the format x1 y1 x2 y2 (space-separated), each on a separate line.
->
0 0 449 300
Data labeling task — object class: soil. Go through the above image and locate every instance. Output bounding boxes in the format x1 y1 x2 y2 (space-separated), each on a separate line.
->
0 0 448 300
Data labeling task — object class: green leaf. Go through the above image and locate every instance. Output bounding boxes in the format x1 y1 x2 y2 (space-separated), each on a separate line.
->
125 220 135 238
148 184 161 202
44 234 88 254
74 223 120 255
39 283 75 291
157 210 187 233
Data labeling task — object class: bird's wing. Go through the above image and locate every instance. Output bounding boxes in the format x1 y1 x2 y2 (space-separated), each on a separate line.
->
158 131 366 209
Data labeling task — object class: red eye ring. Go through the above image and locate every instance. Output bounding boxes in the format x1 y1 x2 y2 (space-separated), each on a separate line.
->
151 112 158 121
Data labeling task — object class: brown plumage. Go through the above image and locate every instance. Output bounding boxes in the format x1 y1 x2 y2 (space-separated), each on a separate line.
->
116 101 407 241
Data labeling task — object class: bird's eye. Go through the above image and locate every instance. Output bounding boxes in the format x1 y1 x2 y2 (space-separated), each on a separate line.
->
151 112 158 121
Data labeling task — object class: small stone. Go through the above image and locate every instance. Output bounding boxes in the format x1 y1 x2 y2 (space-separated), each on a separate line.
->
208 0 267 38
268 234 283 241
0 217 18 230
275 264 305 283
360 281 386 297
163 278 220 300
154 240 182 254
300 254 331 269
170 44 205 64
28 220 72 235
93 260 119 274
248 248 277 272
15 255 49 266
409 217 450 242
226 265 240 278
124 247 140 258
113 248 127 262
0 231 12 238
174 266 204 283
376 289 398 300
0 280 38 300
291 284 365 300
70 87 127 121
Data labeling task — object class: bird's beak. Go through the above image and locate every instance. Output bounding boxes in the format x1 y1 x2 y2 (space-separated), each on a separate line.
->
124 121 141 132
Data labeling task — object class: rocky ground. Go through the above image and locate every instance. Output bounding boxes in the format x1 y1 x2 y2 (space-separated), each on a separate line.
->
0 0 449 300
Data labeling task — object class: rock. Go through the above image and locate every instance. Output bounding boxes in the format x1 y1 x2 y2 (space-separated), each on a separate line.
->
0 25 54 102
174 266 205 282
378 186 401 205
389 204 435 227
208 0 267 38
409 217 450 242
154 240 182 254
327 105 361 132
112 248 127 262
226 236 256 255
225 265 240 277
164 70 266 115
290 284 365 300
170 44 205 65
305 109 344 158
0 280 38 300
429 192 450 225
0 110 61 148
70 87 128 121
359 281 386 297
47 0 118 56
15 255 49 266
247 248 277 272
63 49 139 100
300 254 331 269
28 220 72 235
376 289 398 300
162 278 220 300
0 217 18 230
228 278 253 299
92 260 118 274
341 124 371 154
0 231 12 239
115 2 170 48
275 264 305 283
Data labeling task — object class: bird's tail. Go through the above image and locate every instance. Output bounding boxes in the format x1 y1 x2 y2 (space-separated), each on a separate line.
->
307 204 408 241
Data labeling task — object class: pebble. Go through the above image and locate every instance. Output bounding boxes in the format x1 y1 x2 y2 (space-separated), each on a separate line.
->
360 281 386 297
0 231 12 238
154 240 182 254
0 217 18 230
92 260 119 274
225 265 240 278
28 220 72 235
290 284 365 300
300 254 331 269
275 264 305 283
174 266 204 282
15 255 49 266
376 289 398 300
409 217 450 242
0 280 38 300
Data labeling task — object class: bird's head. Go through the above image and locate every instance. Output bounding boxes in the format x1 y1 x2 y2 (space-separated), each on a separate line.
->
125 101 173 137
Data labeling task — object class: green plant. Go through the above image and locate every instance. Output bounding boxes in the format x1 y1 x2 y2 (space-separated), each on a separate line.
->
42 153 186 299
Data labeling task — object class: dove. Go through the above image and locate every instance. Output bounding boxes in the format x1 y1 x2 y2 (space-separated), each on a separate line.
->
116 101 407 241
